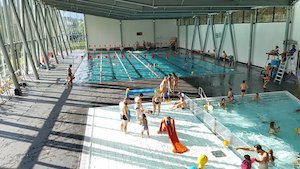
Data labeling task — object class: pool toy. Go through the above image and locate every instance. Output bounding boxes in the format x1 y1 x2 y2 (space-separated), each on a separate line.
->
125 88 169 98
159 118 188 153
198 154 208 169
223 140 230 147
295 128 300 134
203 104 213 112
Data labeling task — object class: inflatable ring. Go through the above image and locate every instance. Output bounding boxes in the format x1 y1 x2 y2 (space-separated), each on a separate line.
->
208 105 213 111
203 105 208 111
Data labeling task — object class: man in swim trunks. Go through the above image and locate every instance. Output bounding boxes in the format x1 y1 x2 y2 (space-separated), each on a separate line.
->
236 144 269 169
227 88 234 103
240 80 248 99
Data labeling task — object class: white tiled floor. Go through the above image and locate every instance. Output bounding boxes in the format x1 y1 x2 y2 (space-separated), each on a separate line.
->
80 102 242 169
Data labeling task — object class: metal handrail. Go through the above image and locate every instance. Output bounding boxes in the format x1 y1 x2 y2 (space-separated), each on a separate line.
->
198 87 207 99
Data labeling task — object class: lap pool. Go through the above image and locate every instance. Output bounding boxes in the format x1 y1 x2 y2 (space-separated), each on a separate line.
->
74 50 234 83
194 91 300 168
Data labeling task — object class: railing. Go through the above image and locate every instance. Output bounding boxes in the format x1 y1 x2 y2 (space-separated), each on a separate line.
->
183 93 258 168
198 87 207 99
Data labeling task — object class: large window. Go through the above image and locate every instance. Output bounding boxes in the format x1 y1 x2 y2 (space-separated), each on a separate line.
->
274 7 287 22
213 13 224 24
232 11 243 23
199 15 207 25
257 7 274 22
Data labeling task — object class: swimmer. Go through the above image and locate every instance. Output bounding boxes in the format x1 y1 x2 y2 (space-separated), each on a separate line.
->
134 93 144 121
240 80 248 99
172 72 179 92
152 95 162 114
236 144 269 169
159 77 168 101
227 88 234 103
204 101 213 112
171 94 186 110
219 98 226 110
253 93 260 101
268 149 276 162
295 128 300 134
269 121 280 135
241 154 254 169
293 153 300 167
167 74 173 95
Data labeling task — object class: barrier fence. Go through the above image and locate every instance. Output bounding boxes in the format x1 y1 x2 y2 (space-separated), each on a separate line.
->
183 93 258 168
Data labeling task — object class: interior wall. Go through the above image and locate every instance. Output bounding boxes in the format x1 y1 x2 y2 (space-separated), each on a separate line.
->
179 22 286 67
85 15 177 49
291 1 300 47
122 20 154 47
155 19 177 46
85 15 121 49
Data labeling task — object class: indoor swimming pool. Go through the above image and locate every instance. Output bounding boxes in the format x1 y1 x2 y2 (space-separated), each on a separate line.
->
195 91 300 168
74 50 234 83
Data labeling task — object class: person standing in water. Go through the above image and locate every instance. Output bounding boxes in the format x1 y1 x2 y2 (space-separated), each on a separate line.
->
236 144 269 169
240 80 249 99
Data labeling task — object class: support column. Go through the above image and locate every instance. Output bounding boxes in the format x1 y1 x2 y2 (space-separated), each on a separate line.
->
228 13 237 62
24 1 39 69
153 20 156 47
8 0 39 79
58 10 72 53
211 16 217 58
203 16 211 52
120 20 123 46
52 8 69 56
24 0 50 70
84 14 88 52
190 17 198 51
284 6 292 51
197 19 203 51
3 0 17 71
248 12 255 66
46 6 64 59
36 3 58 63
0 34 21 94
185 25 188 50
177 22 179 50
217 14 228 59
19 0 28 73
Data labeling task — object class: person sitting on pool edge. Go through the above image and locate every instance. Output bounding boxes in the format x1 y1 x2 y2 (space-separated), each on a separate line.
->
171 93 186 110
269 121 280 135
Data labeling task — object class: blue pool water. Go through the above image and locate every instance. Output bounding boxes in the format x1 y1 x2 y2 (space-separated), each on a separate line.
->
196 91 300 168
75 50 234 83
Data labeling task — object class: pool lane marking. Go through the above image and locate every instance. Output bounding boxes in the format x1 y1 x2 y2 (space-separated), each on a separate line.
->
131 53 160 78
99 51 103 83
155 53 190 74
139 54 168 76
122 52 143 78
108 53 117 80
115 51 132 81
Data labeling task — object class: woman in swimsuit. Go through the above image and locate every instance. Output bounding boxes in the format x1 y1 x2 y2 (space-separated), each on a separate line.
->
152 95 162 114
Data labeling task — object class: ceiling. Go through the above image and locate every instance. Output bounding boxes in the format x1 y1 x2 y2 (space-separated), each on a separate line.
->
39 0 297 20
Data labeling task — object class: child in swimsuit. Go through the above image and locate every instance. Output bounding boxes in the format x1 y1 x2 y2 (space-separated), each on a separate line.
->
140 114 149 137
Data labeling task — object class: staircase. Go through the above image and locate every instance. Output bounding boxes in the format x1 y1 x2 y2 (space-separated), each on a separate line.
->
274 56 291 84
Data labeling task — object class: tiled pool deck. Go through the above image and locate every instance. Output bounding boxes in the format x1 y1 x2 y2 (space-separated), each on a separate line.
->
80 102 241 169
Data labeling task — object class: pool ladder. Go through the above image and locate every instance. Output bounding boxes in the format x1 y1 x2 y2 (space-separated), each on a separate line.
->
198 87 207 99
